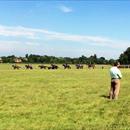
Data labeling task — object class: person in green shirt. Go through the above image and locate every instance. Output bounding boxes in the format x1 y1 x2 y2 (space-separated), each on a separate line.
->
109 61 122 100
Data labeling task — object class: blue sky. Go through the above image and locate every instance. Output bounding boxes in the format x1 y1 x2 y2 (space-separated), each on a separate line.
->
0 1 130 59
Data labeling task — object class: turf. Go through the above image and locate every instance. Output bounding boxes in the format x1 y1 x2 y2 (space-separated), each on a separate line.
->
0 64 130 130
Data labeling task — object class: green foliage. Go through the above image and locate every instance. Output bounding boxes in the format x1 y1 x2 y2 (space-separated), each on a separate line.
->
2 47 130 64
0 64 130 130
119 47 130 64
1 55 16 63
0 54 110 64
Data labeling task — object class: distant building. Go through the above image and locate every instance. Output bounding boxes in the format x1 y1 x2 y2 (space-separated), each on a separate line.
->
0 58 3 63
14 58 22 63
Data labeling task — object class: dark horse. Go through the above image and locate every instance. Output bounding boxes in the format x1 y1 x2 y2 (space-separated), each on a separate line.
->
48 64 59 69
12 64 21 69
63 63 71 69
88 64 95 69
75 64 83 69
25 64 33 69
38 65 47 69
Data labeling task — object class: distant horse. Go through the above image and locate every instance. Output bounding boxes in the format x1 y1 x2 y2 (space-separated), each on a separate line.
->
25 64 33 69
63 63 71 69
51 64 59 69
38 65 47 69
75 64 83 69
48 64 59 69
88 64 95 69
12 64 21 70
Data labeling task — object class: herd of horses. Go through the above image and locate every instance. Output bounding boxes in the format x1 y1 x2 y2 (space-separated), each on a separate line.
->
12 64 130 70
12 63 96 70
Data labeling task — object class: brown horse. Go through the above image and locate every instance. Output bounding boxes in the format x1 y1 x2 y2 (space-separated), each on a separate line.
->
12 64 21 69
25 64 33 69
38 65 47 69
75 64 83 69
48 64 59 69
63 63 71 69
88 64 95 69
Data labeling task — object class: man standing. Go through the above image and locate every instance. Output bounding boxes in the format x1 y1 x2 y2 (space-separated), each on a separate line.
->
109 61 122 100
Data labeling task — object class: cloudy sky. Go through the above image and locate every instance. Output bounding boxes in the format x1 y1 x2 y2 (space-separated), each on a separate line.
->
0 1 130 59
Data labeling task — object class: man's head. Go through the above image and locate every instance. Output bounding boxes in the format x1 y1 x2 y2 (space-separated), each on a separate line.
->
114 61 120 67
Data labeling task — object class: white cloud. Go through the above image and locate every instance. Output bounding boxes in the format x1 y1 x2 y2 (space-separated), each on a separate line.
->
47 32 112 44
25 42 40 46
0 25 120 47
0 25 129 51
59 5 73 13
0 41 16 52
0 40 44 56
0 25 35 38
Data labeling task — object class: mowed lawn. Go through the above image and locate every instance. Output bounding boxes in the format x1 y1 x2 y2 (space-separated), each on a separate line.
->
0 64 130 130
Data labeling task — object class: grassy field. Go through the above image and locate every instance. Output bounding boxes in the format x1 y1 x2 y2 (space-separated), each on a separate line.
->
0 64 130 130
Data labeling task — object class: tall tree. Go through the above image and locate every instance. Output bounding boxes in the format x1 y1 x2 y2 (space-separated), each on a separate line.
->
119 47 130 64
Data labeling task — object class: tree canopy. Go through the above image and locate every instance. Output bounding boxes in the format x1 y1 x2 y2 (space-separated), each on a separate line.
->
1 47 130 64
0 54 113 64
118 47 130 64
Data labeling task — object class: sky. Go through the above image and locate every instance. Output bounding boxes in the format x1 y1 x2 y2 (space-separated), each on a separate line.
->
0 0 130 59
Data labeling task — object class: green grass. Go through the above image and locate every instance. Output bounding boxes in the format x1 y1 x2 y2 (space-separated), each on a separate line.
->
0 64 130 130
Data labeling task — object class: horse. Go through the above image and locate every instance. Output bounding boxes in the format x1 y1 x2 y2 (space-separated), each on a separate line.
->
48 64 59 69
62 63 71 69
88 64 95 69
12 64 21 70
75 64 83 69
25 64 33 69
38 65 47 69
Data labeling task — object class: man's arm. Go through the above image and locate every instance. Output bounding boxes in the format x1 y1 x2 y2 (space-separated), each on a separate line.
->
117 69 122 79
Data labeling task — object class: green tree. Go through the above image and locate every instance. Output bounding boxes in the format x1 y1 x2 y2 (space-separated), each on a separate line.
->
119 47 130 64
97 57 106 64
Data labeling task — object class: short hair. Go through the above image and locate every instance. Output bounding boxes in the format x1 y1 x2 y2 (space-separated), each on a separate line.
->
114 61 120 66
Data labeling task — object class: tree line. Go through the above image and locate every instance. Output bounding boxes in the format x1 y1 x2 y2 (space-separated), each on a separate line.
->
118 47 130 64
0 54 114 64
0 47 130 64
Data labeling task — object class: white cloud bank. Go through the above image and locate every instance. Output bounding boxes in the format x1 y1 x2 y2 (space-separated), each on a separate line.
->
0 24 129 47
0 25 129 58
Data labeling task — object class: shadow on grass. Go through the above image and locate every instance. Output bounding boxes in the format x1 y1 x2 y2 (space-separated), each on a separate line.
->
100 95 110 99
